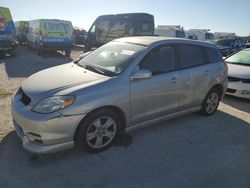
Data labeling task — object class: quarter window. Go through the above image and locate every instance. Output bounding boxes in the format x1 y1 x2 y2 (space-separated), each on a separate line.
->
140 46 176 75
204 48 223 63
178 45 205 69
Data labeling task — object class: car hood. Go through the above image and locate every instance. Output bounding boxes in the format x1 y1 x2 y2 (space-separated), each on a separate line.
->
22 63 110 98
228 63 250 79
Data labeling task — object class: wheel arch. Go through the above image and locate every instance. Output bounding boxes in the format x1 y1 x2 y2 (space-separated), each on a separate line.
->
73 105 127 141
209 84 224 98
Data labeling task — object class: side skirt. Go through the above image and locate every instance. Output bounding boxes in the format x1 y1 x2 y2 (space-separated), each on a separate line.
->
125 106 201 133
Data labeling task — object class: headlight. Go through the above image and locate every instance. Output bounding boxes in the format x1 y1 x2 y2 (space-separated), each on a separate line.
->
32 96 75 114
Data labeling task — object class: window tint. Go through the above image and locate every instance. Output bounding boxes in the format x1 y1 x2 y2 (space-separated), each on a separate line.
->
140 46 176 75
179 45 205 68
204 47 223 63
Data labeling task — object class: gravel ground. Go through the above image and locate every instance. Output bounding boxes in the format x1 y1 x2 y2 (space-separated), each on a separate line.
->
0 46 249 188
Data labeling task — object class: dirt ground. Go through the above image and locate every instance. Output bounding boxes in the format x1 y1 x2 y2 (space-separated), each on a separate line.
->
0 46 249 188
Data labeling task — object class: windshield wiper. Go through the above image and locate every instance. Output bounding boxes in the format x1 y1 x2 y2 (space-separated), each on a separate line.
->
82 64 105 75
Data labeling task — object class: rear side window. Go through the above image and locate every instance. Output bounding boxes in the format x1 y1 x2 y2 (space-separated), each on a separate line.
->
140 46 176 75
204 47 223 63
178 45 205 69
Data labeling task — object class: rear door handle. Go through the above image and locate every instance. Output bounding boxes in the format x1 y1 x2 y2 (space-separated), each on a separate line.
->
171 77 178 83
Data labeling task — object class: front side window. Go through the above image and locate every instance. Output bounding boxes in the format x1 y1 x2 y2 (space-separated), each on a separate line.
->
140 46 176 75
90 24 96 33
178 45 205 69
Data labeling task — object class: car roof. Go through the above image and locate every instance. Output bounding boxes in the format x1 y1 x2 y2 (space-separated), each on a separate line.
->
114 36 217 49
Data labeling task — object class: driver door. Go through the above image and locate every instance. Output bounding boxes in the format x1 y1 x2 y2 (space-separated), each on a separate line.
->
130 45 180 125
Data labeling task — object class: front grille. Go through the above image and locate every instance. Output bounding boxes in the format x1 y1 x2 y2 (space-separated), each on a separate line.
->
226 88 237 93
19 88 31 105
228 76 250 83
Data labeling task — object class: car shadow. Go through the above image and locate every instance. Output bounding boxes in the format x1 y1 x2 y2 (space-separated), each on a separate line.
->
1 111 250 187
222 95 250 113
0 47 73 78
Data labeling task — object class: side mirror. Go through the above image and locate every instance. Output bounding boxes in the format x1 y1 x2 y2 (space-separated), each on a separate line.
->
130 69 152 80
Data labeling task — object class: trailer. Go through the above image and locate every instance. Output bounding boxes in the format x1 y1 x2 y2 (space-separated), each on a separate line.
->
155 25 185 38
186 29 214 41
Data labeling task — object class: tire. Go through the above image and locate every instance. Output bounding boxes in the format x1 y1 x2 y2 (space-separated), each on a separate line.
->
76 109 122 153
200 88 221 116
65 50 71 57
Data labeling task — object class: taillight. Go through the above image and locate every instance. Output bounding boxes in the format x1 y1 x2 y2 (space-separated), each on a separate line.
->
223 61 228 71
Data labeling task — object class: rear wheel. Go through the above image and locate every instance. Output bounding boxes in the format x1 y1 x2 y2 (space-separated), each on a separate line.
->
200 88 221 116
76 109 122 153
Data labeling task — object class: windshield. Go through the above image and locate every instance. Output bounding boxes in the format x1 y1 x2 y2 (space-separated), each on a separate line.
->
215 39 233 47
78 41 145 76
226 50 250 66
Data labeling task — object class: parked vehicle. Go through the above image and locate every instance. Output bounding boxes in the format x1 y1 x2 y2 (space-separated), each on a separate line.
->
84 13 154 50
186 29 214 41
73 29 87 45
225 49 250 99
0 7 16 56
27 19 74 57
215 37 246 57
15 21 29 45
155 25 185 38
214 32 236 40
12 37 227 154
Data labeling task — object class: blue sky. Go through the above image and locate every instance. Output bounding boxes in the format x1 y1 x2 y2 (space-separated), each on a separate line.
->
1 0 250 36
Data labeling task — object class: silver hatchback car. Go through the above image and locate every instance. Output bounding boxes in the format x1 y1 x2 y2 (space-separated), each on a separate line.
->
12 37 228 154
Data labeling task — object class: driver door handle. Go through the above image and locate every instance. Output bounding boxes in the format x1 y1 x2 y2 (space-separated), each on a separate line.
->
171 77 178 83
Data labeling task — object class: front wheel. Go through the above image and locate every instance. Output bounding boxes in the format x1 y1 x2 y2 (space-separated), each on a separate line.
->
76 109 122 153
200 88 221 116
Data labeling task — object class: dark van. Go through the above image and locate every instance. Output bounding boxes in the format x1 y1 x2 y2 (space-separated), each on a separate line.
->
84 13 154 50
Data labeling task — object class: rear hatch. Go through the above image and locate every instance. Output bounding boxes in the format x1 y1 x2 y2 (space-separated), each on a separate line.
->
41 20 73 43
